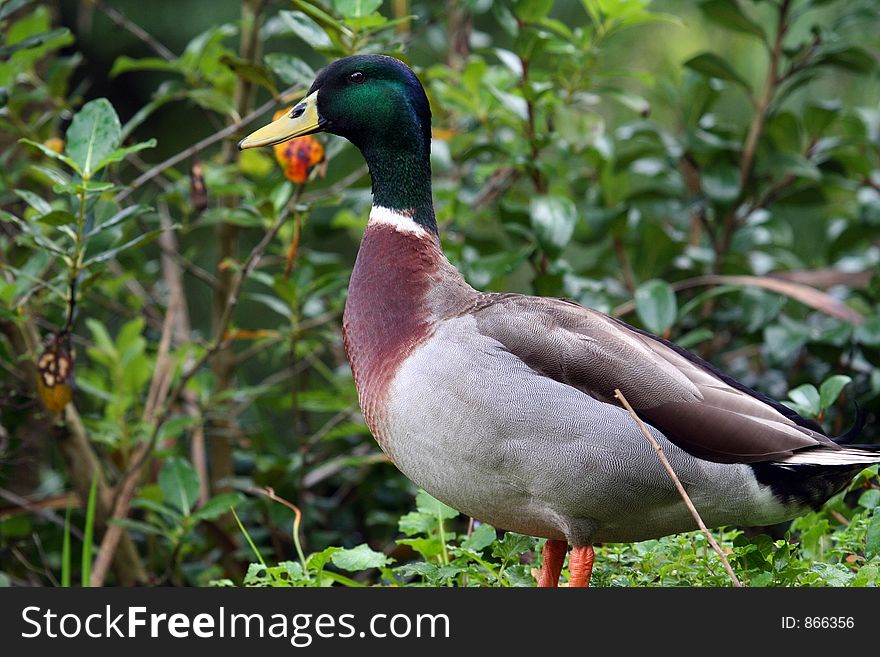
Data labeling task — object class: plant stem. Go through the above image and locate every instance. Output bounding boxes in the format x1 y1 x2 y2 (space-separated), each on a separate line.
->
518 50 546 195
715 0 791 274
209 0 266 495
438 511 449 565
613 389 741 587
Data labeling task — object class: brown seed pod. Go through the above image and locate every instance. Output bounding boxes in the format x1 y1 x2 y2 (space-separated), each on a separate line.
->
36 338 74 414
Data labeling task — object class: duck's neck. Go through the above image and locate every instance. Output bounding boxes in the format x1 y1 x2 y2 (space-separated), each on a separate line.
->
358 130 436 234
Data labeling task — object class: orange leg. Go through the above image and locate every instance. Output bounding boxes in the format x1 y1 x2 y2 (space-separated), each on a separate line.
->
568 544 595 587
537 539 568 587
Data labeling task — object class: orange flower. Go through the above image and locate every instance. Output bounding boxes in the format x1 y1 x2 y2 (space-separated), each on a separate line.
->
272 108 325 183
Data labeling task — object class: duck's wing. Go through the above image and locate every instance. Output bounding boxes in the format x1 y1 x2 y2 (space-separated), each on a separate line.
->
469 293 840 464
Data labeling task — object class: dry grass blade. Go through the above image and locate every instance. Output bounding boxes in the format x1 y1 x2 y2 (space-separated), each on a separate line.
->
613 388 742 587
252 486 307 571
613 274 863 325
769 269 872 289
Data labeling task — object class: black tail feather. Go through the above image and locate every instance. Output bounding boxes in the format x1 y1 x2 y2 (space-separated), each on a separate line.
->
832 402 866 445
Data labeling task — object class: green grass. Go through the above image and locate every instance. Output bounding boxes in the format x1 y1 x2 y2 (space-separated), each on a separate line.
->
228 469 880 588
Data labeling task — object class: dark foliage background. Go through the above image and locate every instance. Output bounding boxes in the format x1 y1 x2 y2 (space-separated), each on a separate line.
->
1 0 879 586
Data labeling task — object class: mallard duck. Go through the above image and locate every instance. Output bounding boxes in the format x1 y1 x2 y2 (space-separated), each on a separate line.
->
240 54 880 587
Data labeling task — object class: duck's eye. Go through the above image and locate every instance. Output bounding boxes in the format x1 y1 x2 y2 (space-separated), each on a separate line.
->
348 71 365 84
289 104 306 119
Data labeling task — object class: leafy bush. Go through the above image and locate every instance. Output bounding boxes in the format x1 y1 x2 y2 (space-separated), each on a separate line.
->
1 0 879 587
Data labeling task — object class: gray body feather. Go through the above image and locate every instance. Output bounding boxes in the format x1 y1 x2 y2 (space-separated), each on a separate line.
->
345 220 880 547
379 316 794 545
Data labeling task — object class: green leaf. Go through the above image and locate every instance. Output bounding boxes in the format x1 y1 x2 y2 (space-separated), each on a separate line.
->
131 497 184 522
810 562 855 586
61 504 71 588
233 507 266 567
13 188 52 215
248 293 293 319
397 537 443 560
763 153 820 182
191 493 245 522
415 490 459 520
220 55 277 95
398 510 435 536
86 205 151 237
0 27 71 57
0 0 32 22
530 195 578 256
35 210 75 227
158 456 201 515
94 139 157 172
18 138 81 173
330 543 392 571
698 0 765 40
185 88 238 119
675 327 714 349
854 315 880 346
333 0 382 18
858 489 880 510
489 86 528 121
787 384 820 417
306 546 341 573
81 475 98 587
265 53 315 87
512 0 554 22
602 88 651 116
109 518 167 537
397 561 439 581
634 279 677 334
53 180 115 195
279 10 333 50
815 45 877 74
461 524 497 552
804 101 842 137
110 56 182 78
65 98 122 178
30 164 72 188
701 164 741 203
0 210 67 255
492 532 532 562
684 53 751 91
818 375 851 411
494 48 523 76
82 229 161 267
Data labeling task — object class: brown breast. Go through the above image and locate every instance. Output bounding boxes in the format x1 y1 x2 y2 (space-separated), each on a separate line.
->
342 223 442 438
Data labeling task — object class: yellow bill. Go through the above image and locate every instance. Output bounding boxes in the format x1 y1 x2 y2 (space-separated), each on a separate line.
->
239 90 322 150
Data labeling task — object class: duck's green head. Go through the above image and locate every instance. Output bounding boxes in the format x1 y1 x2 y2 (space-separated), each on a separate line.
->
240 55 436 232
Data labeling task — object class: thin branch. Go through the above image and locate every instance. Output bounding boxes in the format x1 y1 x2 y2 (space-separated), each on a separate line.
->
91 0 176 61
679 154 717 250
613 388 741 587
157 205 221 290
612 236 636 294
107 260 164 327
90 268 182 586
117 84 302 202
300 165 369 204
473 167 519 211
88 441 150 586
93 189 303 580
517 48 546 195
0 488 83 541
